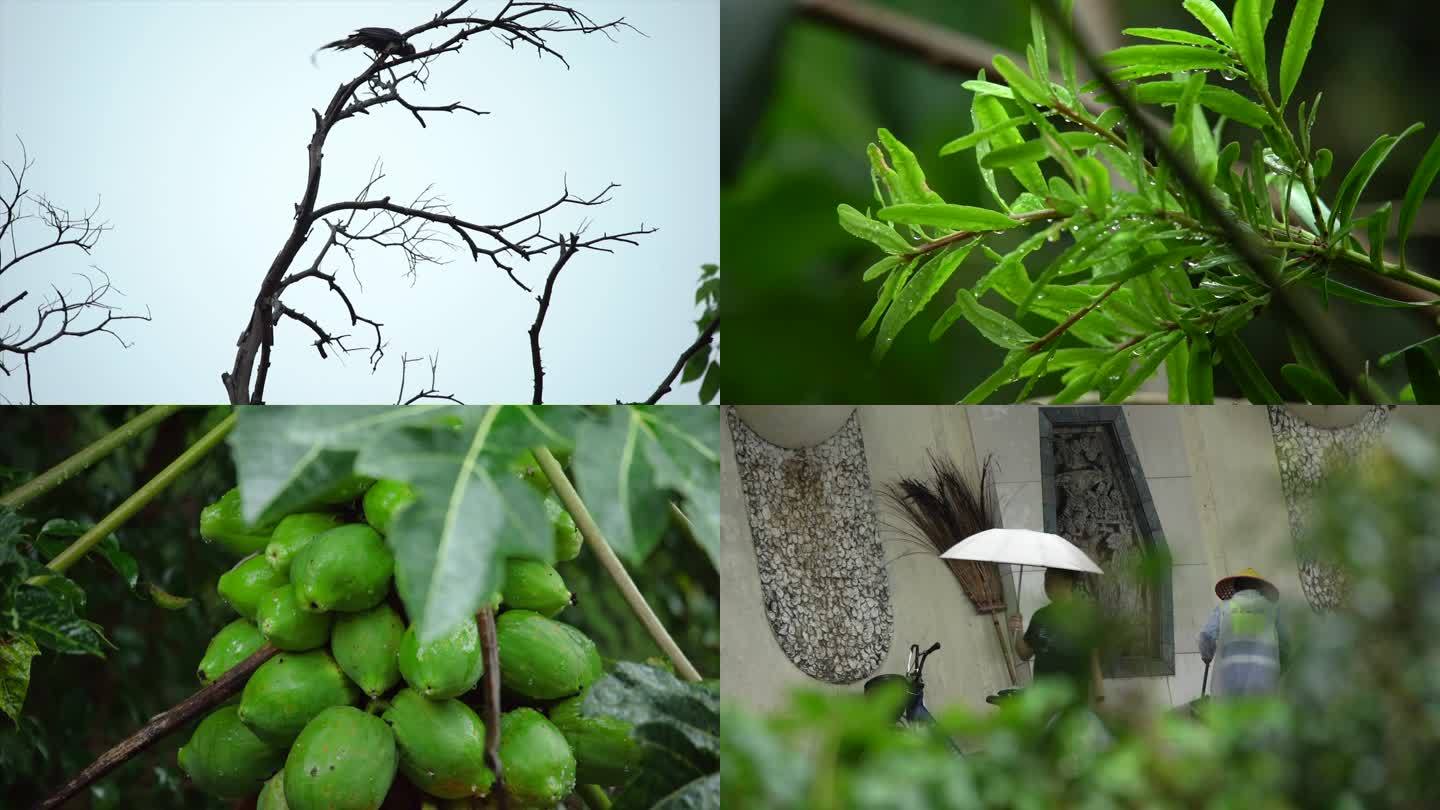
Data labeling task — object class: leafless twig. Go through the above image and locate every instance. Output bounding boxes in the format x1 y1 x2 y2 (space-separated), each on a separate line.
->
396 351 463 404
644 316 719 404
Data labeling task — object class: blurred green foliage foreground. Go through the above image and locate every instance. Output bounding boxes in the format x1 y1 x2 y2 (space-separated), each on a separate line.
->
722 423 1440 809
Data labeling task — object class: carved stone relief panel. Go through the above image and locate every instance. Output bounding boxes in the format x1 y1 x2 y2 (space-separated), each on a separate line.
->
726 408 894 683
1268 406 1390 611
1040 407 1173 678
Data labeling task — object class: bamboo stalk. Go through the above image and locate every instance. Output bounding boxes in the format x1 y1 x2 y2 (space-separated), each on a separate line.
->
533 447 703 683
35 412 237 578
0 405 181 511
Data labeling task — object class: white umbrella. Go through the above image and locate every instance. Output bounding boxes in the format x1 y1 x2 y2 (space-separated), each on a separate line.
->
941 528 1103 574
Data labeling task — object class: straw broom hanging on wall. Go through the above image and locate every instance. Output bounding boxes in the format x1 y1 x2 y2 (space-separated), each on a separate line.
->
881 452 1018 684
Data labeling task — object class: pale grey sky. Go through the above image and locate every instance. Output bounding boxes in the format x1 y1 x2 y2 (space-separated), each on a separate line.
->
0 0 717 404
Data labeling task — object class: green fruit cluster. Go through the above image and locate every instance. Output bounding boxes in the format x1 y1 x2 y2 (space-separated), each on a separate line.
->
184 478 636 810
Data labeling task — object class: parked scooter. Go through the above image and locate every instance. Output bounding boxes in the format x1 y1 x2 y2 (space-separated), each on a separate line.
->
864 642 965 755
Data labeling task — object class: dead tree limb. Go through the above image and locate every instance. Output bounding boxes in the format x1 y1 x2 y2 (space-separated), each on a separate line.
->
224 1 644 404
35 645 280 810
644 316 720 404
0 137 148 403
477 608 508 810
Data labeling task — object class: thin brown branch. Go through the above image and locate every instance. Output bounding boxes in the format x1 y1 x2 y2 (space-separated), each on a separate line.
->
396 352 463 404
477 608 508 810
529 235 581 404
35 645 280 810
644 317 719 404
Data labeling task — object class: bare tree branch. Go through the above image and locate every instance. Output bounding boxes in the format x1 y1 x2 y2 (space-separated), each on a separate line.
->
644 316 720 404
0 137 147 403
396 351 463 404
224 1 643 404
529 234 580 404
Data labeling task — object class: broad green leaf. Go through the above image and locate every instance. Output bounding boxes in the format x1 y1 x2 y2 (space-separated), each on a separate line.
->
1183 0 1236 47
1380 334 1440 367
355 407 574 641
1101 44 1232 73
680 345 710 383
1404 348 1440 404
877 245 976 359
931 289 1037 349
699 362 720 405
1282 363 1347 404
1188 336 1215 404
992 54 1050 106
573 407 719 570
876 129 943 206
1232 0 1270 89
961 350 1029 404
940 114 1029 156
838 204 912 254
1330 124 1424 234
12 580 107 656
1279 0 1324 106
1 634 38 724
1217 335 1282 404
1104 332 1186 403
587 663 719 810
1130 82 1270 134
861 255 901 283
877 204 1018 232
230 406 459 525
1399 133 1440 269
858 261 914 340
1122 27 1222 49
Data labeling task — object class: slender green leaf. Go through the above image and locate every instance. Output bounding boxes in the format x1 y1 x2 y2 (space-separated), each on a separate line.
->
961 350 1029 404
1130 81 1271 131
1166 332 1190 403
1217 335 1283 403
980 133 1099 169
932 289 1037 350
858 261 915 340
878 204 1019 232
838 204 912 254
940 114 1029 156
1367 203 1392 274
1380 334 1440 367
1233 0 1270 89
1076 156 1111 213
877 128 943 206
1089 245 1210 285
992 54 1050 105
1280 0 1324 105
1329 124 1423 234
1101 44 1232 73
875 244 976 359
1282 363 1347 404
1399 133 1440 268
1404 348 1440 404
963 80 1016 100
1183 0 1237 47
974 94 1047 197
1105 332 1186 403
1188 335 1216 404
1122 27 1222 49
1306 276 1434 308
1029 7 1049 82
861 255 901 283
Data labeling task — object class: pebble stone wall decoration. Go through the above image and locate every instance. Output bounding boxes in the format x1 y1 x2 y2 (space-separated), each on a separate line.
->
726 408 894 684
1268 406 1390 611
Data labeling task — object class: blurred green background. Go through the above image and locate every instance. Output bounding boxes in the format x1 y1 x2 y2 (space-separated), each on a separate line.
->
722 0 1440 403
0 407 718 808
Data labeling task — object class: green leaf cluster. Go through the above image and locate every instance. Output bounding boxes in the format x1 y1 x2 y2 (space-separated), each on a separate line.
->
840 0 1440 403
685 263 722 404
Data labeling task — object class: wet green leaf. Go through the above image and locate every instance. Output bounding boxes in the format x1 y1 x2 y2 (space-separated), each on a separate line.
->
1280 0 1324 106
877 204 1019 232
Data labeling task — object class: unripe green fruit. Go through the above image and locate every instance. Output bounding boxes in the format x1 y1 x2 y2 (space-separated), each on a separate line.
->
200 488 276 555
501 559 573 617
331 603 405 698
495 610 602 700
292 524 394 613
544 498 583 562
178 705 284 799
266 512 345 575
382 688 494 799
218 554 289 620
257 585 333 651
258 772 290 810
311 474 376 508
284 706 397 810
239 650 359 747
548 688 643 786
198 618 264 685
362 479 415 536
498 708 576 809
398 619 483 700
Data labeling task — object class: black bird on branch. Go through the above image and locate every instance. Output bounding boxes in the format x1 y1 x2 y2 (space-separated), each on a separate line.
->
312 27 417 66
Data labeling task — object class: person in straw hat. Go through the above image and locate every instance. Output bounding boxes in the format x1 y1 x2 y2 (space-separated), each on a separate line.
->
1198 568 1289 697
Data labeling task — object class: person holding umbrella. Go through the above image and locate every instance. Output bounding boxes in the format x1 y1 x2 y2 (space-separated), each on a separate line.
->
1198 568 1288 697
